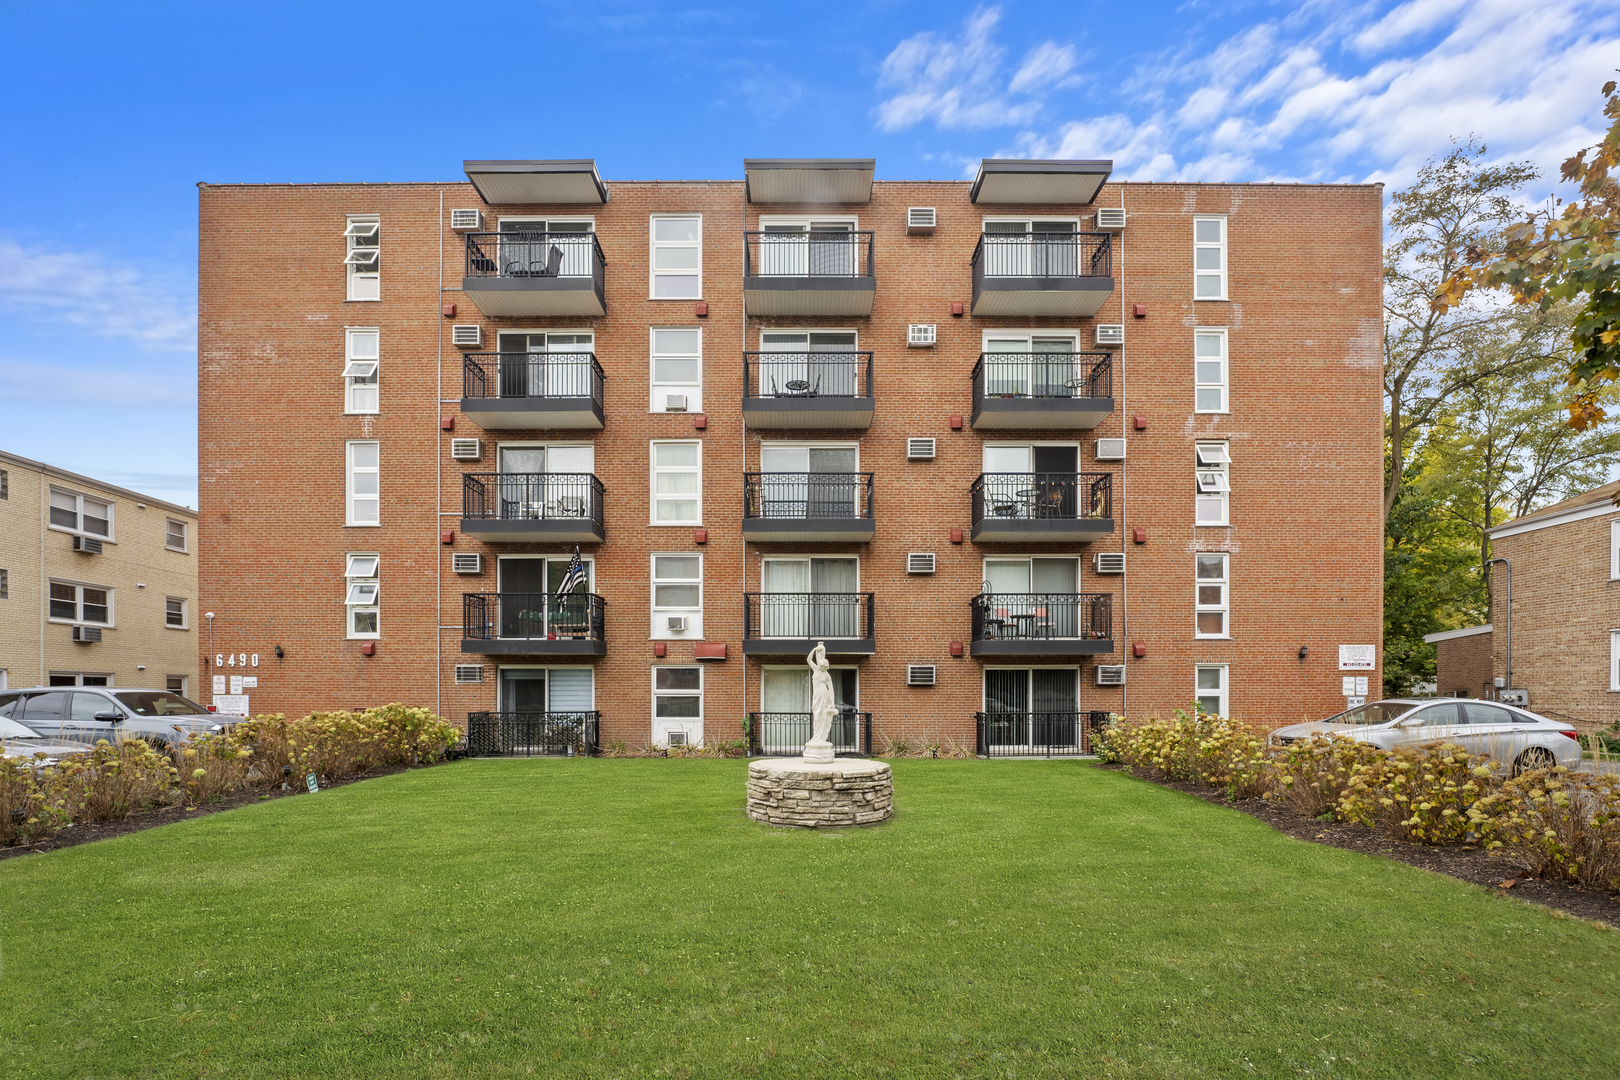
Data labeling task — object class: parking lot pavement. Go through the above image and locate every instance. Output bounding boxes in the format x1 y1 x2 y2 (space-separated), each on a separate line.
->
1576 760 1620 775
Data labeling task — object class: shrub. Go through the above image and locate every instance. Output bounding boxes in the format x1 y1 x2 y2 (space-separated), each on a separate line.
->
175 733 253 805
0 755 64 846
1102 713 1269 798
52 741 180 823
1470 767 1620 891
1336 742 1495 844
1263 735 1388 818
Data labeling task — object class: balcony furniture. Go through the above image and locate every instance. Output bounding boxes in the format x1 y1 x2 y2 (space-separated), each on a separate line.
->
462 473 605 544
971 472 1113 543
970 592 1114 657
462 592 607 657
742 473 875 542
743 351 873 429
462 231 607 317
970 353 1113 429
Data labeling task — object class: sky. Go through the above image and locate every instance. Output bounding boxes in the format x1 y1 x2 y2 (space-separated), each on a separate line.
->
1 0 1615 509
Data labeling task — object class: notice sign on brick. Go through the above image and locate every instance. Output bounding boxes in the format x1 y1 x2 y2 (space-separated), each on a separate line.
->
1338 645 1376 671
213 695 250 717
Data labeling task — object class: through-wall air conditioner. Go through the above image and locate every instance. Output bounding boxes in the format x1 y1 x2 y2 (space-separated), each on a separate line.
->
906 207 937 234
907 324 937 347
906 437 936 460
1094 438 1127 461
667 731 689 747
451 324 482 347
452 553 483 575
450 209 484 231
71 626 102 643
1095 208 1127 231
667 616 689 632
1095 324 1125 346
72 536 103 555
454 664 485 684
1096 665 1126 686
907 552 936 574
665 394 688 412
1095 552 1125 574
906 664 937 687
450 438 482 461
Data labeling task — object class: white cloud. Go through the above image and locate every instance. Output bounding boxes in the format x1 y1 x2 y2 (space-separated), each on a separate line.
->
0 238 195 349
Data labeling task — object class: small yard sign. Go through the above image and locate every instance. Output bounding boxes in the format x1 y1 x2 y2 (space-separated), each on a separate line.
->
305 773 319 794
1338 645 1376 671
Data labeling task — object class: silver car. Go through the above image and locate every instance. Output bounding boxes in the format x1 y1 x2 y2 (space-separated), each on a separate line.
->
0 715 95 763
0 687 226 751
1270 698 1583 774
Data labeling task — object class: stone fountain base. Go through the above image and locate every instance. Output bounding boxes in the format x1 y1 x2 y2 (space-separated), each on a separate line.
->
746 758 893 828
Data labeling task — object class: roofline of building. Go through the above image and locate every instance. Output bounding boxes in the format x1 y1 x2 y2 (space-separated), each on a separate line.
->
1422 623 1493 644
0 449 197 518
196 178 1385 190
1487 498 1617 540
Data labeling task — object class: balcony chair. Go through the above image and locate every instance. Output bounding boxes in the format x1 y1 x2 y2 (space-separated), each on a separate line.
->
532 244 565 278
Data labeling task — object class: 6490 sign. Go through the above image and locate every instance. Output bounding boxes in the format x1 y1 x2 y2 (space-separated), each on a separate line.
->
215 653 260 668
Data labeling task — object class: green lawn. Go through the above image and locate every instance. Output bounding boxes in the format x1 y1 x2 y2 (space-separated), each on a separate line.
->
3 760 1617 1079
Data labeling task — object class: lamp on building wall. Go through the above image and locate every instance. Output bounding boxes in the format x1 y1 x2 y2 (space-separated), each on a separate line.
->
274 644 285 662
1297 645 1308 662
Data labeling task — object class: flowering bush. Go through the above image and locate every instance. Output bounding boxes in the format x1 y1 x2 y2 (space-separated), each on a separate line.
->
1336 742 1495 844
1470 767 1620 890
1101 712 1268 798
1263 735 1388 818
232 704 460 788
52 741 180 823
0 755 61 846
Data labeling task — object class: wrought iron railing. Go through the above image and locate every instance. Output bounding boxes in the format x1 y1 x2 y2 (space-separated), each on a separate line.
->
744 473 874 521
744 352 873 399
745 231 874 279
975 711 1113 756
744 593 875 642
462 473 605 529
748 712 872 757
971 593 1113 643
970 473 1112 525
971 232 1112 279
972 353 1111 401
463 592 606 643
467 711 600 757
464 231 607 280
462 352 605 405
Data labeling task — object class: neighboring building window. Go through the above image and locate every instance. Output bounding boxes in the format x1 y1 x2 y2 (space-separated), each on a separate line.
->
0 569 7 599
1611 519 1620 579
166 519 188 552
165 597 188 629
650 214 702 299
49 581 111 625
650 328 702 412
166 675 187 695
0 468 7 499
345 328 380 413
347 441 380 525
652 441 701 524
1195 442 1230 526
653 666 703 724
1195 554 1228 637
1196 665 1229 716
345 216 380 301
346 553 380 638
1612 631 1620 691
1194 329 1228 412
49 488 113 538
652 554 702 637
1194 216 1227 300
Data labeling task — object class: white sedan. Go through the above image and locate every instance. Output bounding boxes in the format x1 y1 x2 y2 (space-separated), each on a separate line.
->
1270 698 1583 774
0 715 94 764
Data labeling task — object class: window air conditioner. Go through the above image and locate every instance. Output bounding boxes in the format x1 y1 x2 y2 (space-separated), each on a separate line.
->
1096 665 1126 686
1095 552 1125 574
450 209 484 231
906 438 936 460
452 553 483 575
667 730 689 747
907 324 937 347
451 324 482 348
1095 324 1125 346
72 536 103 554
906 664 937 687
1095 208 1127 231
665 394 688 412
907 552 936 574
667 616 689 632
450 438 482 461
72 626 102 643
906 207 937 234
454 664 485 684
1094 438 1127 461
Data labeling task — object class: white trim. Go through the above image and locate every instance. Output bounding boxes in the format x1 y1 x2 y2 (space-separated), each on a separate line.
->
1195 664 1230 716
1193 329 1228 413
650 440 702 525
1612 519 1620 580
1193 215 1228 301
649 213 703 300
495 665 598 711
346 441 380 526
1194 553 1229 639
345 215 380 302
48 486 115 542
651 552 703 639
652 664 704 748
1612 630 1620 693
495 215 597 230
650 326 703 413
165 518 188 553
1422 624 1493 644
757 214 860 228
344 327 380 414
1488 502 1617 540
47 579 115 628
978 215 1084 228
164 596 189 631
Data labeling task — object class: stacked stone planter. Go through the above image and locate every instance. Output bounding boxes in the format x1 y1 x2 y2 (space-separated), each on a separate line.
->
746 758 893 828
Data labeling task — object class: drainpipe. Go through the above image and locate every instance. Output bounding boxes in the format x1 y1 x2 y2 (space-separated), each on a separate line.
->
1485 557 1511 692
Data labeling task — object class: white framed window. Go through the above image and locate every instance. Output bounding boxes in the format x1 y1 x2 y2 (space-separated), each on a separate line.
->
652 441 701 525
347 441 380 526
653 665 703 747
1612 631 1620 691
650 214 702 299
165 597 188 629
166 675 187 696
346 552 380 639
1194 216 1227 300
48 488 113 539
344 327 380 414
0 468 7 499
345 215 380 301
166 519 188 552
1610 520 1620 580
1196 664 1229 716
757 331 861 399
1195 441 1230 526
650 328 702 412
1195 554 1228 638
651 554 702 639
49 581 111 625
1194 329 1228 412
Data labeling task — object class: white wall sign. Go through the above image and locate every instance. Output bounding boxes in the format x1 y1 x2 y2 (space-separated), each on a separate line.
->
213 694 249 717
242 676 258 689
1341 676 1356 695
1338 645 1376 671
230 675 243 694
1355 676 1369 696
1345 696 1366 708
212 675 227 695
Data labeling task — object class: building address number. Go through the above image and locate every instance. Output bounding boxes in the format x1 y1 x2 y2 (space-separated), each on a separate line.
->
215 653 259 668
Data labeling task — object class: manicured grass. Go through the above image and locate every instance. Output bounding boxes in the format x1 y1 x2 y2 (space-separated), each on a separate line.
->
3 760 1618 1078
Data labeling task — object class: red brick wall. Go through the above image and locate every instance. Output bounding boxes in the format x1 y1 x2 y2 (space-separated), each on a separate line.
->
1435 630 1493 698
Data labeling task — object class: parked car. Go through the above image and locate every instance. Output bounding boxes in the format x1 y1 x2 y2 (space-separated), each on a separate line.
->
0 687 226 751
0 715 95 763
1270 698 1582 774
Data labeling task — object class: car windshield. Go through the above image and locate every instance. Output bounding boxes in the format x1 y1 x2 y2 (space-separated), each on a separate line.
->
1325 701 1419 726
0 716 40 739
113 691 207 717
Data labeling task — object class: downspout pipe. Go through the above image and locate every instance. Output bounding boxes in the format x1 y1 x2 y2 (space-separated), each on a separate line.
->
1485 557 1511 692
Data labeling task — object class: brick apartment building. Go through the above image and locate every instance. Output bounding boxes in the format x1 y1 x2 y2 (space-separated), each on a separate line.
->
196 158 1383 754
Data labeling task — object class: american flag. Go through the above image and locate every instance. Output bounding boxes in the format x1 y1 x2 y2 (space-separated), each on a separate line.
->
555 545 587 598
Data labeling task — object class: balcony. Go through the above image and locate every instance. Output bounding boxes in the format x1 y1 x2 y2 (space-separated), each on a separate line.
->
742 351 873 429
971 353 1113 429
970 593 1114 657
462 592 606 656
742 473 875 543
461 473 605 544
460 352 605 430
970 473 1113 543
744 159 875 204
975 711 1113 757
466 711 601 757
743 231 875 316
970 232 1113 317
462 231 607 317
743 593 875 655
748 711 872 757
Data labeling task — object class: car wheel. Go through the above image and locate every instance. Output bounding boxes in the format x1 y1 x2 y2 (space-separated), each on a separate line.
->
133 736 170 756
1512 746 1556 777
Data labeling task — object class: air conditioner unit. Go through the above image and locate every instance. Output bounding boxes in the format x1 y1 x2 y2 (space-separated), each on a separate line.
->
907 552 936 574
906 207 937 234
454 664 485 684
450 438 482 461
906 664 937 687
667 730 689 747
1095 324 1125 346
71 626 102 643
452 553 483 575
451 324 482 347
1094 438 1127 461
1096 665 1126 686
906 437 936 460
1095 207 1127 231
1095 552 1125 574
667 616 689 632
665 394 688 412
907 324 937 347
450 209 484 231
72 536 103 554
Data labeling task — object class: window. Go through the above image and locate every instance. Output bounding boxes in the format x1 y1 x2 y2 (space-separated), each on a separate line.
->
982 559 1083 637
346 552 380 639
1611 519 1620 579
347 441 380 526
1195 442 1230 526
49 488 113 538
650 214 702 299
0 468 7 499
1195 554 1228 637
652 554 702 638
981 669 1081 749
653 666 703 729
1194 330 1227 412
345 327 380 413
345 216 380 301
650 328 702 412
758 331 861 398
498 667 594 715
1196 665 1229 716
166 675 187 696
981 333 1080 396
0 569 7 600
1612 631 1620 691
1194 216 1227 300
165 597 188 629
759 558 861 638
980 219 1082 277
49 581 111 625
652 441 701 524
166 519 188 552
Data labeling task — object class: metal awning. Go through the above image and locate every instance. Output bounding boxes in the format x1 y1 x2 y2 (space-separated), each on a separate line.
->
463 160 608 205
744 159 875 204
970 160 1113 205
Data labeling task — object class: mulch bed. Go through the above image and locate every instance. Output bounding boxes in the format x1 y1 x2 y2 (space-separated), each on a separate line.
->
1102 763 1620 928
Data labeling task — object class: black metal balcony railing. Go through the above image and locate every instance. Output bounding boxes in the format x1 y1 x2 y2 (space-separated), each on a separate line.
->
748 712 872 757
463 592 607 643
975 711 1113 757
462 352 605 405
745 231 874 279
744 352 873 399
971 593 1113 642
744 593 875 642
467 711 601 757
462 473 605 528
971 232 1112 279
972 353 1111 400
744 473 874 521
464 231 607 280
971 473 1112 525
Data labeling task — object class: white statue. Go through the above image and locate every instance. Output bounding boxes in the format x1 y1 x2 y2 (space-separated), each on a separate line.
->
804 641 836 763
